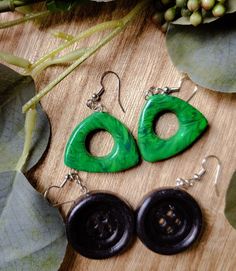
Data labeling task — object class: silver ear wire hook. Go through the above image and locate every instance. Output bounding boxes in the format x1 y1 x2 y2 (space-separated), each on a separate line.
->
201 155 222 196
176 155 222 196
44 172 89 207
145 73 199 103
186 85 199 103
86 71 125 113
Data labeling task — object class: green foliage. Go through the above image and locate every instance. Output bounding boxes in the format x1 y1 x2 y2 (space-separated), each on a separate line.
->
0 64 67 270
225 171 236 229
166 13 236 92
0 64 50 172
153 0 236 27
0 171 67 270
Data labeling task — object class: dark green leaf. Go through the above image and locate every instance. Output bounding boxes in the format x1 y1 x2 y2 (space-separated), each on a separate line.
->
0 64 50 172
0 171 67 270
166 14 236 92
225 171 236 229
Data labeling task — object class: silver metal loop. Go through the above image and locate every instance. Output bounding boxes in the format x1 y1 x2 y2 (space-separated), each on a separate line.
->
145 86 180 100
176 155 222 196
86 71 125 113
145 73 199 103
44 172 89 207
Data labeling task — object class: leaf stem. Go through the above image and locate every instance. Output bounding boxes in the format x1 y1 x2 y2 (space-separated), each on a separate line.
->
23 28 124 112
15 108 37 171
0 10 50 29
0 51 31 68
30 48 89 77
23 0 149 112
0 0 45 12
29 20 120 71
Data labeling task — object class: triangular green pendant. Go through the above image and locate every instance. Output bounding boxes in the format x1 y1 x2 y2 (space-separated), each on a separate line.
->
64 112 139 173
138 94 208 162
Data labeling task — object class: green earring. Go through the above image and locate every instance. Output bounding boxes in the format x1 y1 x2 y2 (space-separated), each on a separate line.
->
64 71 139 173
138 86 208 162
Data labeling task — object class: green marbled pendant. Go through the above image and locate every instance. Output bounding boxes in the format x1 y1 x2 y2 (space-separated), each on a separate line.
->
138 94 208 162
64 112 139 173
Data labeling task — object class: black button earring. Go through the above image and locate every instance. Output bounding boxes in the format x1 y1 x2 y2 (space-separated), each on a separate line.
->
136 155 221 255
44 173 135 260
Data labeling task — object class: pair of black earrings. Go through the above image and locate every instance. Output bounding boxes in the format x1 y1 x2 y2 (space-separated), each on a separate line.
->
45 155 221 260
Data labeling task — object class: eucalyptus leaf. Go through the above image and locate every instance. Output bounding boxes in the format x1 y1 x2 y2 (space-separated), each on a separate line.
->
228 0 236 13
0 171 67 270
0 64 50 172
225 171 236 229
166 14 236 92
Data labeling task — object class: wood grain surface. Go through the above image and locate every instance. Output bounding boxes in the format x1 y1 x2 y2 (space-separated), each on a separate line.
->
1 2 236 271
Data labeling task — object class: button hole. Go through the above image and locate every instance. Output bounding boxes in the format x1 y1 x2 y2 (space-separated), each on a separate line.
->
166 226 174 234
158 218 166 226
166 210 174 217
175 218 181 225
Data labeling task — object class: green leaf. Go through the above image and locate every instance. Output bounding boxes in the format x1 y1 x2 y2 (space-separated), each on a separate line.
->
225 171 236 229
228 0 236 14
166 13 236 92
173 0 236 25
0 64 50 172
0 171 67 270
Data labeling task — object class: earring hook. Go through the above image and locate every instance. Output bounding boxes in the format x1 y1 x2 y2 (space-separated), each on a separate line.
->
44 172 89 207
144 73 199 102
86 71 125 113
201 155 222 196
176 154 222 196
186 85 199 103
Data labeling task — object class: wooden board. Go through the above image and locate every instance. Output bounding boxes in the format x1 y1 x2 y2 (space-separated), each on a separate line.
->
1 2 236 271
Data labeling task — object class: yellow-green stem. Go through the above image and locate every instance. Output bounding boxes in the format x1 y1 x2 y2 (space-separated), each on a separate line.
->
30 48 89 77
23 28 124 112
52 31 76 41
23 0 149 112
0 10 50 29
15 108 37 171
29 19 120 71
0 51 31 68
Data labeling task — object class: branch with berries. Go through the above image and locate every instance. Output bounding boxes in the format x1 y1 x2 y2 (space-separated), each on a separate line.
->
152 0 235 30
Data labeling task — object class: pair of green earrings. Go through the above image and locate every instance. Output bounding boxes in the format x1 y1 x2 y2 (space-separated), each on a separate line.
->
64 71 208 173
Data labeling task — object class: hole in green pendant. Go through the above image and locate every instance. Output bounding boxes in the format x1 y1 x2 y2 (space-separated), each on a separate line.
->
86 129 114 157
154 111 179 139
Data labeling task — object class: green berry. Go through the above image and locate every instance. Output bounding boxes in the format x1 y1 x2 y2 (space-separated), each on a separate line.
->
187 0 200 11
217 0 225 3
190 11 202 26
164 7 176 21
212 3 226 17
176 0 187 8
201 0 215 10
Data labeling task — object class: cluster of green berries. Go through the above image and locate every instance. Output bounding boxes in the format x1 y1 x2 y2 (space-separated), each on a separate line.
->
152 0 227 30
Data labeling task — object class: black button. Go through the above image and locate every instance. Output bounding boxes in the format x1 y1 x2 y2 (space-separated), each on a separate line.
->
66 192 135 259
136 188 202 255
